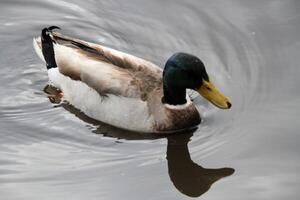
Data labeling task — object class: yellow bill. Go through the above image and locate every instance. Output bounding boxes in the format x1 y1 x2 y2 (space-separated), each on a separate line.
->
198 80 231 109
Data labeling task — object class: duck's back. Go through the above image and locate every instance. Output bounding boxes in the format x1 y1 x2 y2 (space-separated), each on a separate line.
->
35 32 163 97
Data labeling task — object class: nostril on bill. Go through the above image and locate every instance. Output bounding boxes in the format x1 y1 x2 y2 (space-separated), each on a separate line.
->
227 102 232 109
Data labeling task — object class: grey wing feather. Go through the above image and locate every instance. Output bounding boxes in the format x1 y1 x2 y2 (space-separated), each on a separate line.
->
50 32 163 100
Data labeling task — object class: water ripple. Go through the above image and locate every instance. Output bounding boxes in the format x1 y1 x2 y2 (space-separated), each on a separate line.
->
1 0 300 199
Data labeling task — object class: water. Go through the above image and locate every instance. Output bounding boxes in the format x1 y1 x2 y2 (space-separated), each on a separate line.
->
1 0 300 199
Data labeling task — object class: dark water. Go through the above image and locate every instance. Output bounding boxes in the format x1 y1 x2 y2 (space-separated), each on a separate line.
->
1 0 300 199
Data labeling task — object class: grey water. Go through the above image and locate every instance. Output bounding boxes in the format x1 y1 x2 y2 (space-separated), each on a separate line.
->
1 0 300 199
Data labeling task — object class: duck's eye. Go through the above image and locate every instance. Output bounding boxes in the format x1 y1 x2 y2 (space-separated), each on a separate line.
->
206 86 212 91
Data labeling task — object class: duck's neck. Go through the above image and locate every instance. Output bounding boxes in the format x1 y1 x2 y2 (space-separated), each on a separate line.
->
162 85 187 106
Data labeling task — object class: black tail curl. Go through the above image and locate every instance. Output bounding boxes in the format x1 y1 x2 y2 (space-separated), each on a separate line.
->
41 26 61 69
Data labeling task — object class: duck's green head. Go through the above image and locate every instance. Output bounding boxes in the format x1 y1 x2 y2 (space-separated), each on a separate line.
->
162 52 231 109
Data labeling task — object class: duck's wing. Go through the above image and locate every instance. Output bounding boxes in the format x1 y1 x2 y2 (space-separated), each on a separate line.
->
35 32 163 100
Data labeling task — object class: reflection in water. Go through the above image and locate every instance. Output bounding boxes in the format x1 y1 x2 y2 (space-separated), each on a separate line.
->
46 86 234 197
167 133 234 197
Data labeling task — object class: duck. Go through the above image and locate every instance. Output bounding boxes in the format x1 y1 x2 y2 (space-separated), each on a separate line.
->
33 26 231 133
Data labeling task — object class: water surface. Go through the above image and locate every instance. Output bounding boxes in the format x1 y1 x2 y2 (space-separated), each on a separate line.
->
1 0 300 199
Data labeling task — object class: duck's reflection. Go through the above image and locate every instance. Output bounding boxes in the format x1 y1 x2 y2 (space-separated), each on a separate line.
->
45 89 234 197
167 133 234 197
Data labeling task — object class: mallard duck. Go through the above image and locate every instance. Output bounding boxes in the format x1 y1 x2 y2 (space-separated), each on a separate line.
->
33 26 231 133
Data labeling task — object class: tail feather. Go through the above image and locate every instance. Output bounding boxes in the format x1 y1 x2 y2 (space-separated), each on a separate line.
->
41 26 60 69
33 37 45 62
